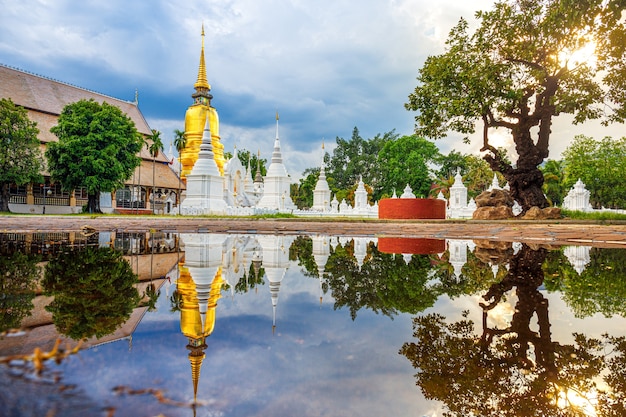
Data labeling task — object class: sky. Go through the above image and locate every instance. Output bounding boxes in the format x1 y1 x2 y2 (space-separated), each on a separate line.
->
1 0 624 181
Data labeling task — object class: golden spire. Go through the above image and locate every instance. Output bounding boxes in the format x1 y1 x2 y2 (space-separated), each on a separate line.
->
194 23 211 91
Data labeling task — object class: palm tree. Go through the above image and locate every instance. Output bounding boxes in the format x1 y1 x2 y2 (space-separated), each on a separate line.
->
430 175 455 199
541 160 566 207
148 129 164 214
173 129 186 214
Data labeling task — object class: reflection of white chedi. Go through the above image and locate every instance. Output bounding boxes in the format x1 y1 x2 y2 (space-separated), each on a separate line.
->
312 235 330 303
448 239 469 280
256 116 296 210
179 115 228 215
181 233 226 324
564 245 591 275
257 235 295 332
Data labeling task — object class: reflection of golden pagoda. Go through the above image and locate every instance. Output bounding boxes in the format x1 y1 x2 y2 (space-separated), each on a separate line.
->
177 262 225 403
180 25 225 178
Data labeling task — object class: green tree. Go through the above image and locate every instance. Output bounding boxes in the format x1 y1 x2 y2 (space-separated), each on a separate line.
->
326 127 397 197
405 0 626 213
173 128 186 212
434 150 468 179
0 252 39 334
562 135 626 208
46 99 143 213
540 159 566 206
429 174 455 199
464 154 499 199
42 246 140 340
0 98 43 212
234 148 267 179
292 167 319 209
147 129 164 214
377 134 440 199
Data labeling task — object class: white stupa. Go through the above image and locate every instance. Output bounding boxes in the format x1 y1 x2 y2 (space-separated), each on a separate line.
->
179 114 228 215
354 177 370 214
449 170 468 209
312 143 331 211
256 113 296 211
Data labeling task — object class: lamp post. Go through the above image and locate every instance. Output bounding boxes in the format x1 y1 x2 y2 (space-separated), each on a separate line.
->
41 184 52 214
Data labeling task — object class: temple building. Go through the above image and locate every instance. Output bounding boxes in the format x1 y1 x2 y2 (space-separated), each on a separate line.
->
180 25 225 179
0 63 184 214
176 28 296 214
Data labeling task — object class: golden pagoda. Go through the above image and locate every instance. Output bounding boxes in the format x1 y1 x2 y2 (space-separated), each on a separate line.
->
177 261 225 403
180 25 225 178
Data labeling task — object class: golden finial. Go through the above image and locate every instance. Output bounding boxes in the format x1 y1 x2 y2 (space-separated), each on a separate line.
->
275 111 279 121
194 23 210 91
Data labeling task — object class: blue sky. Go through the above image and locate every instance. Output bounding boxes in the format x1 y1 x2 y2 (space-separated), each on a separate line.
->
1 0 623 180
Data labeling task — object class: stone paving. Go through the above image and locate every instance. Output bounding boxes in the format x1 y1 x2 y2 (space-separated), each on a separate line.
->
2 215 626 248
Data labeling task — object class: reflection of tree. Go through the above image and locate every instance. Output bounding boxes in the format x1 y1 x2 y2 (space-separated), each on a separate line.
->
234 263 265 294
430 248 502 298
544 248 626 318
324 241 441 319
400 244 626 416
140 282 160 312
169 289 182 313
289 236 317 278
43 247 140 340
0 252 39 334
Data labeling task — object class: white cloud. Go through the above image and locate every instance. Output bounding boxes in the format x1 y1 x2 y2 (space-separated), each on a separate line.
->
2 0 622 182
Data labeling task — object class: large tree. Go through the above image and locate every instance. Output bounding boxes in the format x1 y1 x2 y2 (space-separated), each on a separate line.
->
0 98 43 212
47 99 143 213
406 0 626 213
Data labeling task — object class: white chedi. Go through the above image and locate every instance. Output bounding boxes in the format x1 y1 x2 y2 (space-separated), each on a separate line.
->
179 114 228 215
256 116 296 211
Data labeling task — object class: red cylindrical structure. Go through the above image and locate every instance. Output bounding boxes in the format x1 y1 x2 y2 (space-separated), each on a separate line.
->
378 198 446 219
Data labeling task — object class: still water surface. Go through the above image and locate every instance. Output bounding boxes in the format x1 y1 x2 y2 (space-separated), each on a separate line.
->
1 231 625 417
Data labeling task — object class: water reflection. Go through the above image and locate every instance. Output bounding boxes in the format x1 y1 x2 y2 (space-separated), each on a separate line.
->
401 241 626 416
0 232 625 416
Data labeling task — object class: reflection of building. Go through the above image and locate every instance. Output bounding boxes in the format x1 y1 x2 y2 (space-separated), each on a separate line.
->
177 233 226 402
312 235 330 303
564 245 591 275
180 25 224 179
257 235 295 332
0 64 184 214
448 240 471 280
0 231 179 357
